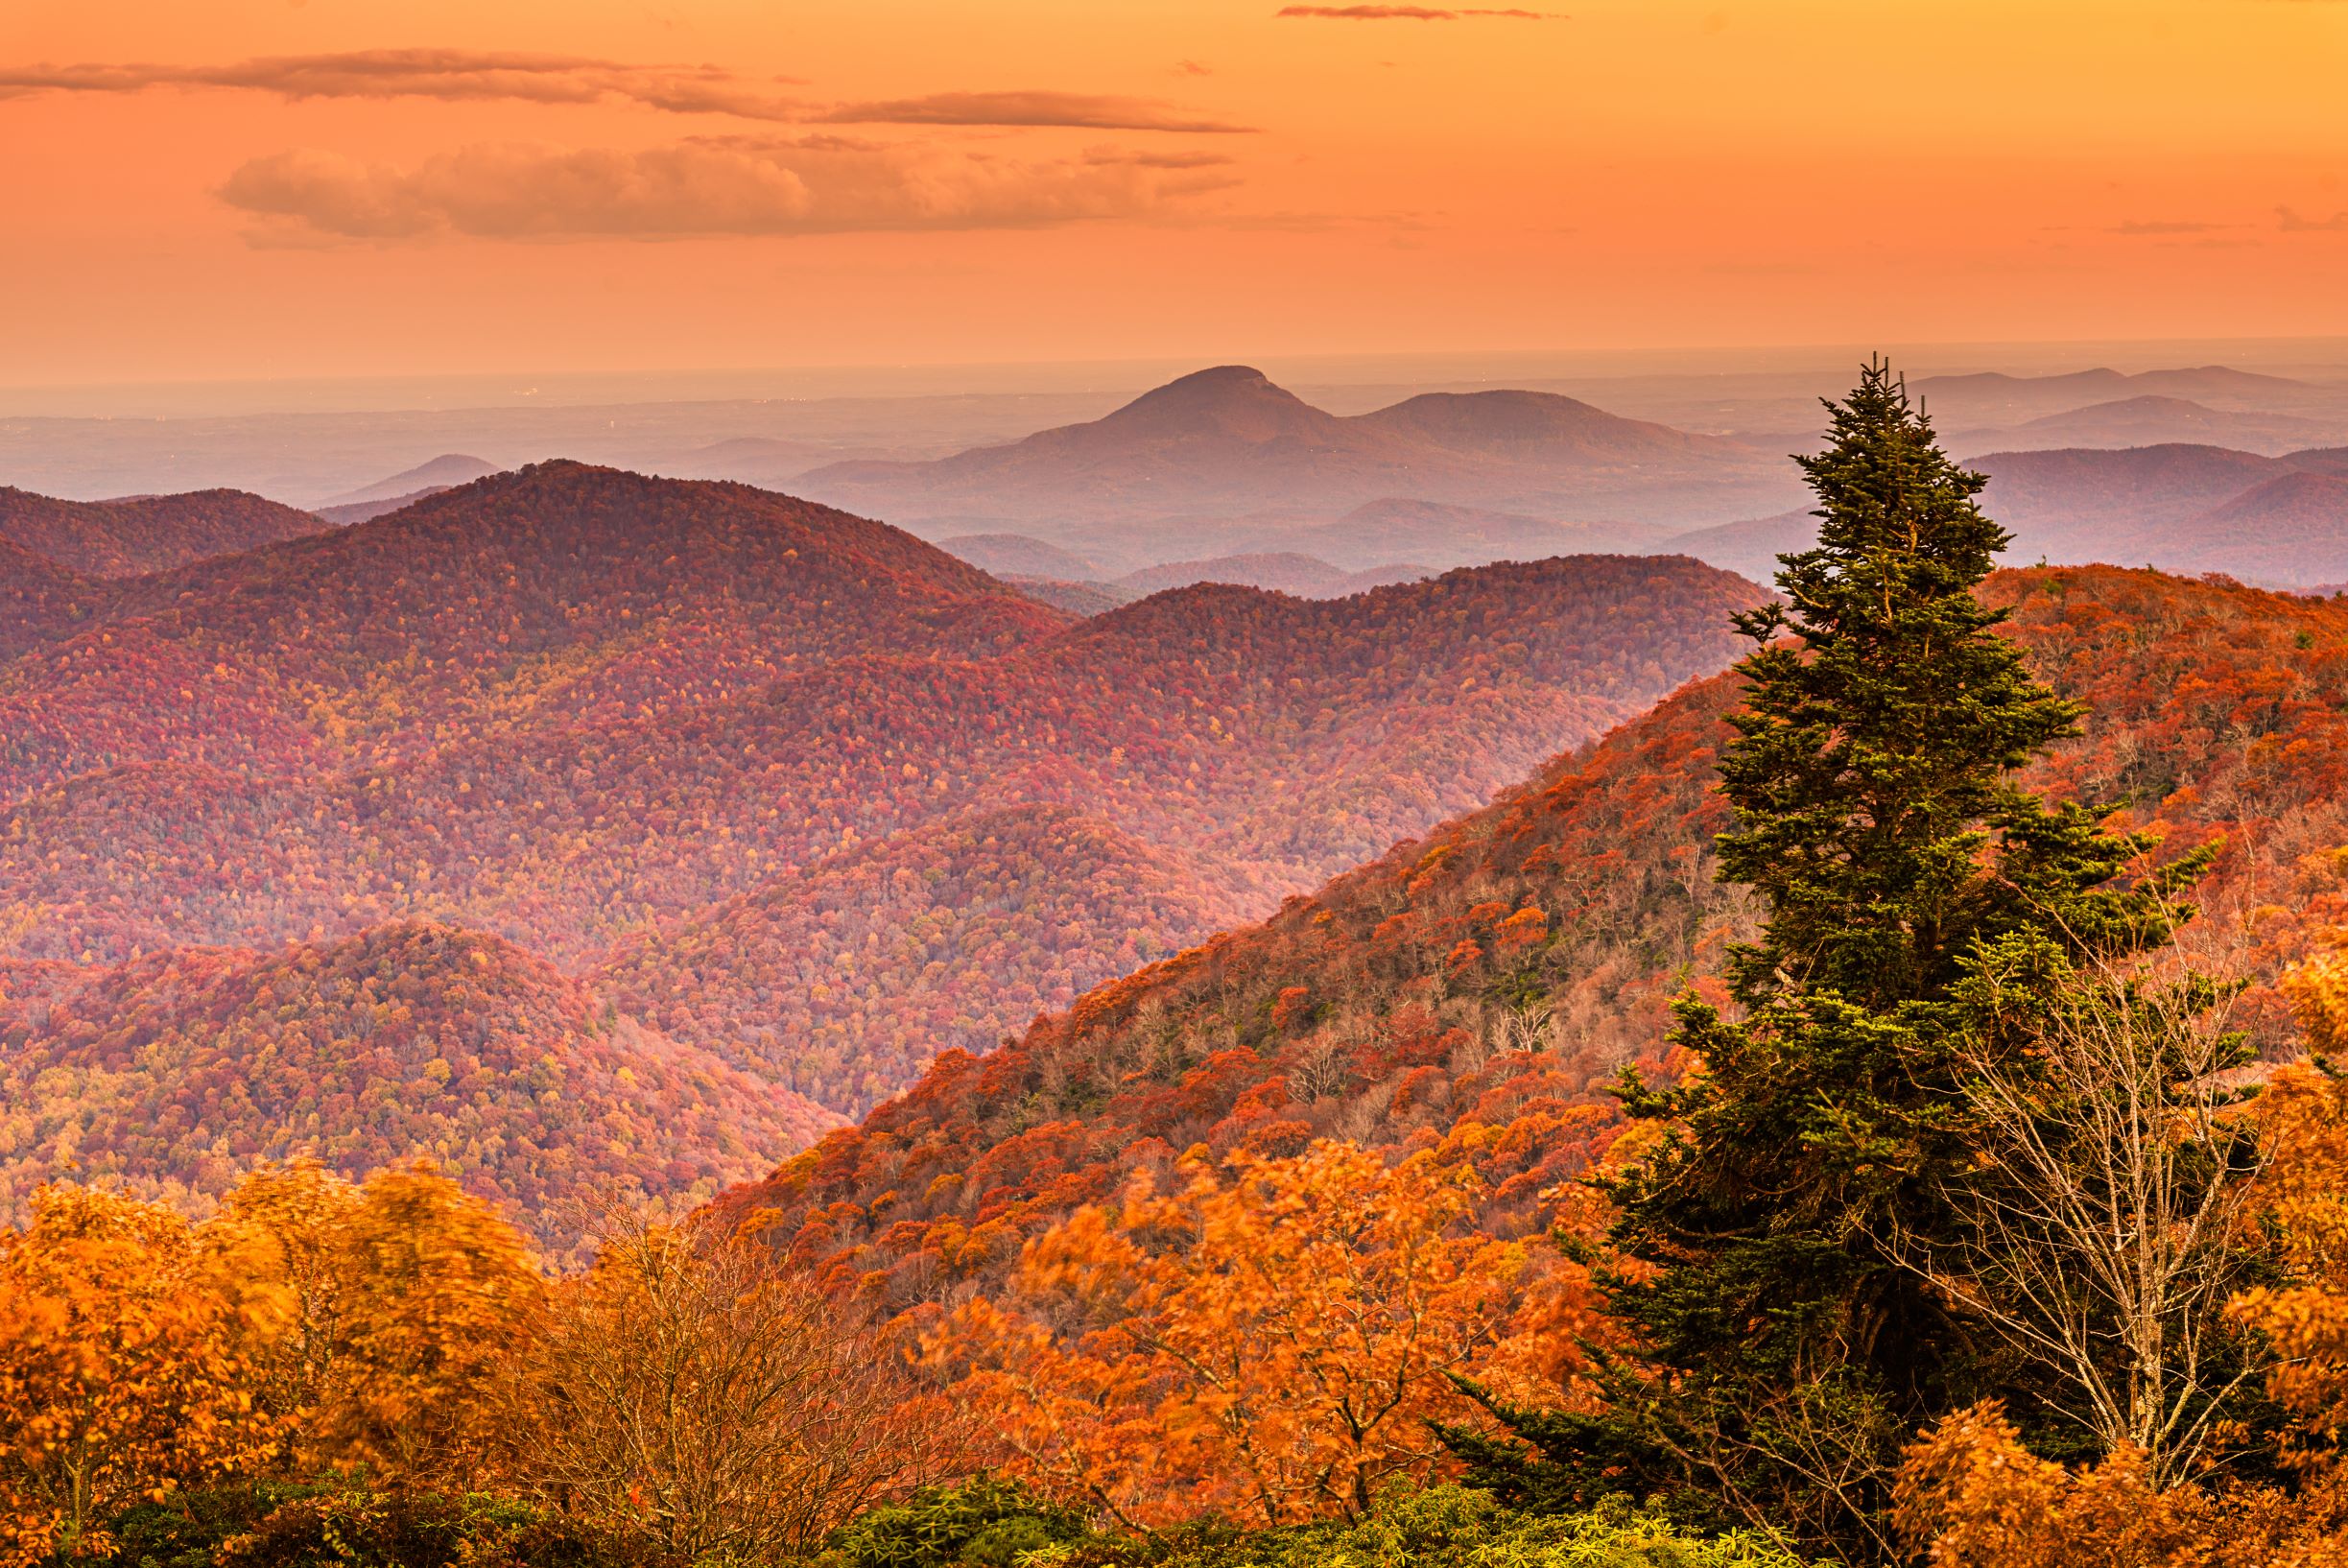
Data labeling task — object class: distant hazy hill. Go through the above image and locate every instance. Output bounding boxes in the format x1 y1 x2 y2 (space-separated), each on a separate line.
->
940 532 1106 580
2142 472 2348 580
1913 365 2321 425
1670 440 2348 587
795 365 1805 534
1297 498 1674 569
1977 394 2341 455
0 486 323 578
1115 554 1431 599
317 453 499 509
313 485 457 527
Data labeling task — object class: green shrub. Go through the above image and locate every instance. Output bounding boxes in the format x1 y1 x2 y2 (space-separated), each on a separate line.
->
824 1479 1092 1568
1137 1487 1809 1568
95 1480 629 1568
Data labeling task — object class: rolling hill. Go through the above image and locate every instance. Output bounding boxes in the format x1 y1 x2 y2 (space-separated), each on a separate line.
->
0 486 324 577
0 920 840 1252
713 566 2348 1325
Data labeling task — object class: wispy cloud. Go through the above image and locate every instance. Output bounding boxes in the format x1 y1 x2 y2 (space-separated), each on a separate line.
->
0 51 1252 133
813 90 1253 133
2108 219 2228 235
216 138 1240 243
1274 5 1558 18
0 49 804 119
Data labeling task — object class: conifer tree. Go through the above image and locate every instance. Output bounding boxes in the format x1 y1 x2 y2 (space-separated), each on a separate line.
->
1449 361 2211 1560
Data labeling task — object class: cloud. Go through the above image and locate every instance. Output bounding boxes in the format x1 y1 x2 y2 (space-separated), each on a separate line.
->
813 90 1253 133
2108 219 2227 235
1274 5 1557 18
2278 205 2348 231
0 52 1253 133
215 138 1239 242
0 48 805 119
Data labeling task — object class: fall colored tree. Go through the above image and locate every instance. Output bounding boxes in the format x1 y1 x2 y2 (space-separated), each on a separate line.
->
285 1162 541 1486
929 1139 1530 1530
2225 1059 2348 1474
505 1207 953 1561
212 1157 365 1440
0 1186 287 1566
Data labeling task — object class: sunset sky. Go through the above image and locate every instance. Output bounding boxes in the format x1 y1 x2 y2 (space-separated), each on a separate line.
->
5 0 2346 387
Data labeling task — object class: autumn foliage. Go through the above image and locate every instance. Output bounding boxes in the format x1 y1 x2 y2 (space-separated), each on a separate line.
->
927 1139 1539 1529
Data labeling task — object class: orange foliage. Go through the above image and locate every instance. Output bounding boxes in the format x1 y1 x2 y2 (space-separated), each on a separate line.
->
0 1187 286 1566
1892 1401 2348 1568
2226 1063 2348 1466
303 1163 541 1485
925 1140 1533 1528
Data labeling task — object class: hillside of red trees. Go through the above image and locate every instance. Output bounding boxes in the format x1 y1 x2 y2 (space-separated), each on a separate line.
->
2 553 1755 973
0 919 839 1249
0 463 1069 804
0 485 323 578
710 563 2348 1320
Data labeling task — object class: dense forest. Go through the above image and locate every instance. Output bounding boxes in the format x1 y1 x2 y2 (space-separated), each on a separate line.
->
16 370 2348 1565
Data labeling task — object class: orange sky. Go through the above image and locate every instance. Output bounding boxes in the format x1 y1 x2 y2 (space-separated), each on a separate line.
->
3 0 2345 386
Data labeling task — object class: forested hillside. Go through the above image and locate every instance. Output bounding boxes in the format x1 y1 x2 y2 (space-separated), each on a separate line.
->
0 921 840 1244
0 485 323 577
715 558 2348 1319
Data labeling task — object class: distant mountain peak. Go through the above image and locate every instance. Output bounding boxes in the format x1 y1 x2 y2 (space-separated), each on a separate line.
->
1095 364 1328 441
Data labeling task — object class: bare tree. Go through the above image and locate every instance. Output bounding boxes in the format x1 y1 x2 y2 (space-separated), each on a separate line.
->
504 1209 960 1562
1881 940 2268 1485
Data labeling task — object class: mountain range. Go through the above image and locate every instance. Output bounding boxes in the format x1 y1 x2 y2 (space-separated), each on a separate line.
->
0 462 1764 1231
795 366 1810 552
1672 441 2348 586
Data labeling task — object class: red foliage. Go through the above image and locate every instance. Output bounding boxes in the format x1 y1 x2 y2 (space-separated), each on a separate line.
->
0 486 322 580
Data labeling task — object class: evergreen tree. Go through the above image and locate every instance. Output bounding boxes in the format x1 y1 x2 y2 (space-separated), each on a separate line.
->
1448 362 2210 1561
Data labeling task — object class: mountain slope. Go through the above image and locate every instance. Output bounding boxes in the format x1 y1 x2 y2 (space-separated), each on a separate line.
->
0 920 840 1247
0 540 93 658
595 805 1245 1113
712 566 2348 1317
0 486 324 578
